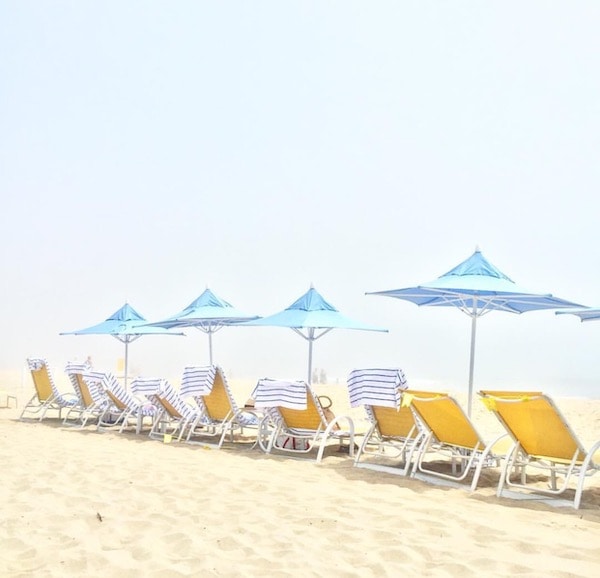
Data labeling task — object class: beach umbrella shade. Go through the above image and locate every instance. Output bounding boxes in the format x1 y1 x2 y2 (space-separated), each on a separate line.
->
555 308 600 322
61 303 184 387
368 249 583 416
145 288 259 365
242 286 387 384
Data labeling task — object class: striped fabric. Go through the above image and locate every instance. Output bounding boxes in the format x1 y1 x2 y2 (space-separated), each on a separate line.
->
347 368 408 408
130 376 163 398
85 371 155 417
27 358 45 372
154 380 198 420
65 361 105 406
251 378 308 410
27 357 77 406
180 365 217 398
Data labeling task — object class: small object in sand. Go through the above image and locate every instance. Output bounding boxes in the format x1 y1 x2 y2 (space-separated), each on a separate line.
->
96 512 103 522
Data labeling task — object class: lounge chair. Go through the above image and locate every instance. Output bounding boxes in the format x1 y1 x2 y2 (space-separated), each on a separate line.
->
0 391 17 409
479 390 600 508
20 358 78 421
347 368 421 475
252 378 355 463
82 371 157 434
138 377 204 442
62 362 107 427
180 365 258 447
404 390 506 491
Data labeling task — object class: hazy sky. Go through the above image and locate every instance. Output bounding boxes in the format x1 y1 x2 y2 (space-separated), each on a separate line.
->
2 2 599 397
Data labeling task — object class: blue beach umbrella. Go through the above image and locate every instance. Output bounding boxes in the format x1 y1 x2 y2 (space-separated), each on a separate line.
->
368 249 583 415
146 287 259 364
242 286 387 384
61 303 184 387
555 308 600 322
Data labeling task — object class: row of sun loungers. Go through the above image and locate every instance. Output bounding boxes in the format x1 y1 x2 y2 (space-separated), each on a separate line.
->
19 358 600 509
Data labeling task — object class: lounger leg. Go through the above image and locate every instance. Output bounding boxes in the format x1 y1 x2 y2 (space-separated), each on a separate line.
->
354 424 376 465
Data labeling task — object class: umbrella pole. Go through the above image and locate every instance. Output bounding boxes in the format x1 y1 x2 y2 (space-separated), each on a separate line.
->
307 329 314 384
124 341 129 389
208 329 213 365
467 312 477 417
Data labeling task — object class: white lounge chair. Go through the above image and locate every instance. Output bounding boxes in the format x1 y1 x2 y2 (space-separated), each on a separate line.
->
405 390 506 491
347 368 421 475
20 358 78 421
252 378 355 463
62 361 107 427
479 390 600 508
82 371 157 434
180 365 258 447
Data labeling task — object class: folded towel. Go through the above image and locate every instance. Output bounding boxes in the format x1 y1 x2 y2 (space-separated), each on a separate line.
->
347 368 408 408
130 376 164 397
180 365 217 398
251 378 308 410
64 361 91 374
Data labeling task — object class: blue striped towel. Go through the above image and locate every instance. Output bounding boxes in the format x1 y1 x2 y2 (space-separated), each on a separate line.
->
82 371 156 415
64 361 91 374
65 361 104 405
180 365 217 398
156 380 198 420
130 376 164 397
251 378 308 410
347 368 408 408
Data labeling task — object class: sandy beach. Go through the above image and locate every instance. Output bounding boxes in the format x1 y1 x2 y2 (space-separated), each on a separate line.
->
1 380 600 578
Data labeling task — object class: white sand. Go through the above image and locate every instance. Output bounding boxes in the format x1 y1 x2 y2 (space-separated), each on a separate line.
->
1 380 600 577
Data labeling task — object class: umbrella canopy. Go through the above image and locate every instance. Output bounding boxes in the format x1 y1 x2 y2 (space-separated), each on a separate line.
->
556 308 600 322
61 303 184 387
368 249 583 415
242 286 387 384
145 288 259 364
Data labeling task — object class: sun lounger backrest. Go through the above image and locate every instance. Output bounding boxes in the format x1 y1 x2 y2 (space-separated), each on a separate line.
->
27 358 54 402
407 391 482 450
84 371 136 412
76 375 94 407
279 388 326 430
203 370 235 421
65 362 97 408
154 381 195 420
479 391 586 463
371 405 417 438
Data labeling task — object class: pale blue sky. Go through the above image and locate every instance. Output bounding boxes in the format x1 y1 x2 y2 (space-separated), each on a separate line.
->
2 2 599 396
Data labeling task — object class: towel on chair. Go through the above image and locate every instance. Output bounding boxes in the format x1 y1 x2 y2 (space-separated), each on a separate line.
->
347 368 408 408
180 365 217 398
251 378 308 410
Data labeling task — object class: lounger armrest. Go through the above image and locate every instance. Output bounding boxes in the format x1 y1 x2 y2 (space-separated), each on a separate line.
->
325 414 355 437
489 432 512 456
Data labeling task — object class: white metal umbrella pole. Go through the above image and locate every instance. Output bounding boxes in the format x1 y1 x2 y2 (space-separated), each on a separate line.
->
467 305 478 417
307 328 315 385
124 340 129 389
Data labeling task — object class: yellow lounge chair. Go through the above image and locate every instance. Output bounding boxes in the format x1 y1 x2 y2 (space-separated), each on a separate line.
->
20 358 78 421
405 390 506 491
354 404 422 475
140 378 204 442
479 390 600 508
62 362 107 427
253 378 355 463
180 366 258 447
83 371 157 434
0 391 17 409
348 368 420 474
